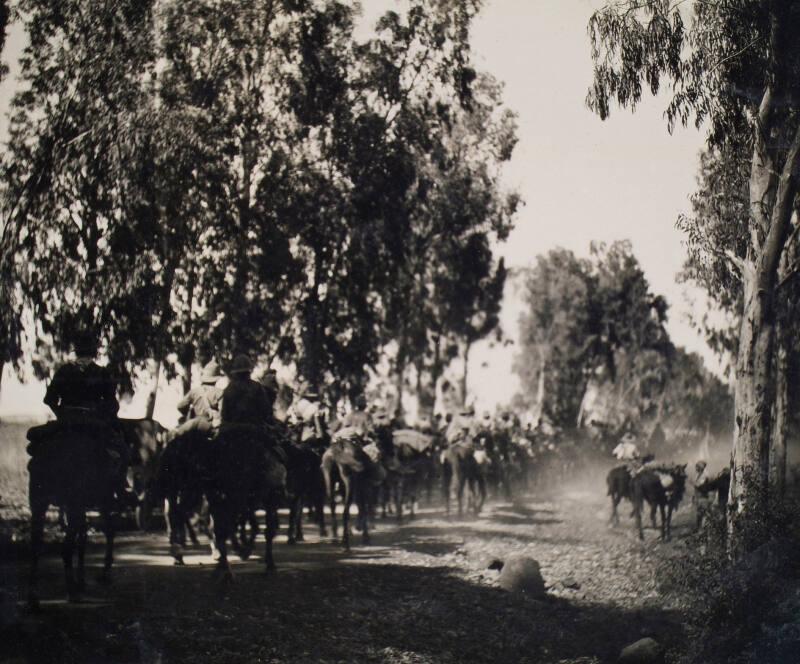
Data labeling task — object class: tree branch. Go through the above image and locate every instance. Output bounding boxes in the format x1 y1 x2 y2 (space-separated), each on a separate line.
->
761 121 800 284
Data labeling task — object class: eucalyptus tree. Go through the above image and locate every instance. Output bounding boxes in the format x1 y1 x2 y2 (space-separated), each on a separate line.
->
515 241 670 430
378 70 518 416
3 0 160 394
588 0 800 548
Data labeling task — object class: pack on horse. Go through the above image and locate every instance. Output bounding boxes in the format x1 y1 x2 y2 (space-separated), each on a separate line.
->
631 464 688 541
205 355 287 579
383 426 435 522
26 331 133 606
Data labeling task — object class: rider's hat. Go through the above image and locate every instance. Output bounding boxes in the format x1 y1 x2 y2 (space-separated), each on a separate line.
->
259 369 278 390
228 354 254 376
73 328 98 358
201 360 222 384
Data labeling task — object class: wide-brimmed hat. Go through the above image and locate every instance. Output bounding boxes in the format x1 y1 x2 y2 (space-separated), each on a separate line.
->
201 360 222 384
228 354 254 376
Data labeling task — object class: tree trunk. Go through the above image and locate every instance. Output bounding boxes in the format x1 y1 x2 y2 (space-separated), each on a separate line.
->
460 339 472 407
303 247 325 394
394 344 406 420
728 39 800 550
181 359 192 396
534 350 546 423
770 322 789 497
730 256 781 554
145 359 162 420
416 334 442 418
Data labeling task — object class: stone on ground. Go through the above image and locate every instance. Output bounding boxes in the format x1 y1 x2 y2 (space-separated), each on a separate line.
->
618 637 662 663
497 555 546 597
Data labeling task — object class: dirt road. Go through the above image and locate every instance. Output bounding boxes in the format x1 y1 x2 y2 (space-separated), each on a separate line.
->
1 485 691 664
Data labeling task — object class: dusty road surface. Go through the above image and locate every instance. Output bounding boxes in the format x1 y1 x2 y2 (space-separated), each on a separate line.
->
1 484 692 664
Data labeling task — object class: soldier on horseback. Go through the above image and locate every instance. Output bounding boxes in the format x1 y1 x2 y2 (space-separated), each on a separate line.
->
339 394 373 439
168 359 223 441
28 328 135 508
288 382 327 449
220 355 273 430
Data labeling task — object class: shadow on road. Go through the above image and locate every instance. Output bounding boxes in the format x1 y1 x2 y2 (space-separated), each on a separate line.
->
2 523 685 664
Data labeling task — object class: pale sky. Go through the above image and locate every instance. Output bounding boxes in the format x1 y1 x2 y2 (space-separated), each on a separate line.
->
0 1 715 421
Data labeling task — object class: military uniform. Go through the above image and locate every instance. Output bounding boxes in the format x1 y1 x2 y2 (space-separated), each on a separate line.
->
289 395 325 443
221 378 273 429
44 359 120 422
172 361 223 439
612 435 640 461
28 355 132 505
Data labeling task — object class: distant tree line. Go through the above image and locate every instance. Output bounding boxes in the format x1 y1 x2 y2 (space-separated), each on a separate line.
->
513 240 732 439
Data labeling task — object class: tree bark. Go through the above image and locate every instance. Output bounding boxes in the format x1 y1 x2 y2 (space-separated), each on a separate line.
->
729 68 800 550
730 274 774 518
145 359 162 420
770 326 788 498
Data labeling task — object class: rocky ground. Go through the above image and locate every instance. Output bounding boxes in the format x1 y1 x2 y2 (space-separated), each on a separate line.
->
0 474 695 664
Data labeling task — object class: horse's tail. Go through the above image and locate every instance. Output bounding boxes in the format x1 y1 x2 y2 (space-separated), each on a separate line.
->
606 469 617 496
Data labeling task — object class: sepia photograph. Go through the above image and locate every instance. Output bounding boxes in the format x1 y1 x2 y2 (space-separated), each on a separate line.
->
0 1 799 662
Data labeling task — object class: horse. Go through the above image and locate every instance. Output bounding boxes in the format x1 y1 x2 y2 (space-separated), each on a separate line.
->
119 417 168 530
631 464 688 541
606 465 633 525
375 425 422 524
205 425 286 580
26 423 120 607
285 441 327 544
321 435 384 551
698 466 731 509
393 442 436 520
441 441 486 518
153 429 211 565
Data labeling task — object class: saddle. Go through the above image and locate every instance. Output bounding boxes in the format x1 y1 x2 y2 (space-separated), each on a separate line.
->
26 420 121 463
